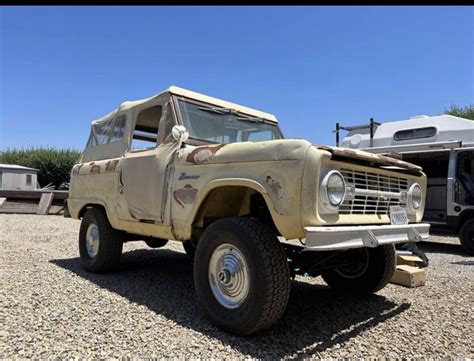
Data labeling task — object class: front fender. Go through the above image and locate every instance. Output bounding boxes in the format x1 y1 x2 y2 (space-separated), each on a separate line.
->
172 177 305 240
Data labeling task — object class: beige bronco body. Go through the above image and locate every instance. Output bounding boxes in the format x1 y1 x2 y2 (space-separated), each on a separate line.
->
69 86 429 335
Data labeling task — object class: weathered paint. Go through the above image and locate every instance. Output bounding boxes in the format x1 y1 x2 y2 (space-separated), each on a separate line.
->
68 89 427 244
186 144 226 164
72 163 84 175
173 184 199 208
265 175 283 199
90 163 101 174
105 159 120 172
315 145 423 174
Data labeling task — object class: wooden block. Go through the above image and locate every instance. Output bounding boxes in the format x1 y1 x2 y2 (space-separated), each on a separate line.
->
397 255 424 267
0 189 68 200
0 200 39 214
37 193 54 215
0 197 6 208
391 265 426 288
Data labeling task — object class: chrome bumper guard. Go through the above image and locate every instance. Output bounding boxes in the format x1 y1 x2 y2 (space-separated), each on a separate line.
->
304 223 430 251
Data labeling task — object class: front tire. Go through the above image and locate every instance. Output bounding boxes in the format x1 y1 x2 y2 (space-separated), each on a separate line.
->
321 244 396 294
79 208 123 273
460 218 474 255
194 217 291 336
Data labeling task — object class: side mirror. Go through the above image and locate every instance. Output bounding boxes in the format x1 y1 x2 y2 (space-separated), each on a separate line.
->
171 125 189 143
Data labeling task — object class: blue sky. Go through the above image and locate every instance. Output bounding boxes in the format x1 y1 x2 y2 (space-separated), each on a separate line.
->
1 6 473 150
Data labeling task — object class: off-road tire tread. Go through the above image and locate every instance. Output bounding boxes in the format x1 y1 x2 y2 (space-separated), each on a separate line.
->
231 217 291 334
372 244 397 292
322 244 396 294
194 217 291 335
79 208 123 273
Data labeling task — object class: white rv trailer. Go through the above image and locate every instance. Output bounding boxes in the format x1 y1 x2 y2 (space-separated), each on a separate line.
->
337 115 474 254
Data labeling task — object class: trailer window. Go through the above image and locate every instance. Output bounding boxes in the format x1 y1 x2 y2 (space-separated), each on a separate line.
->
26 174 32 186
394 127 437 141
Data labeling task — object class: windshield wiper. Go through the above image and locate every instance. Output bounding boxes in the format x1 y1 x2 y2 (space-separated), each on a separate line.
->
198 106 235 115
198 105 268 124
236 115 265 123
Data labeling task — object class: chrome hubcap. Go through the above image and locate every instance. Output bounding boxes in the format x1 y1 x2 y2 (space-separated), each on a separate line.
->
208 243 250 309
85 223 100 258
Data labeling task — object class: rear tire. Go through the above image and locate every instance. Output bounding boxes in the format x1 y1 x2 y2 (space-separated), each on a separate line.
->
79 208 123 273
321 244 396 294
194 217 291 335
460 218 474 255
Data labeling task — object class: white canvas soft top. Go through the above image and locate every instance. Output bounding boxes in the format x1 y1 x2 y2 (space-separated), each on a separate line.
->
92 86 278 125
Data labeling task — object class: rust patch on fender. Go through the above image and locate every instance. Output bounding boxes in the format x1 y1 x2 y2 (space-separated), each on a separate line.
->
265 175 283 199
173 184 198 208
105 159 120 172
186 144 226 164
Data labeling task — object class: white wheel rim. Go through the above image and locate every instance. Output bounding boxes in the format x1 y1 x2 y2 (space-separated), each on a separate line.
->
208 243 250 309
85 223 100 258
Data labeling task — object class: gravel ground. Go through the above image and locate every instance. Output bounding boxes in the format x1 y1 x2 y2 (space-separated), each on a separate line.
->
1 214 473 359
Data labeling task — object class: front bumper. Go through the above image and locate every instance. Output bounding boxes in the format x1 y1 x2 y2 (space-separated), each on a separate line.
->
304 223 430 251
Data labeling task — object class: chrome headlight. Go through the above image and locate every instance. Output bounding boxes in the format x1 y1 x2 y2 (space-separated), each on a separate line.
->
321 170 346 207
408 183 422 210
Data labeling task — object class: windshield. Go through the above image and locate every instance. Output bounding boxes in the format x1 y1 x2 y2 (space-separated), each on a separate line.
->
177 99 283 144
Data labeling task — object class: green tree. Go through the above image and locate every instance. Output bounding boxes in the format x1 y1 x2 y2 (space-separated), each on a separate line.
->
444 104 474 120
0 147 81 188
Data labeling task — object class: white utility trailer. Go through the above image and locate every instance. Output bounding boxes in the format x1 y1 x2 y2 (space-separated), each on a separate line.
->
0 164 39 190
336 114 474 254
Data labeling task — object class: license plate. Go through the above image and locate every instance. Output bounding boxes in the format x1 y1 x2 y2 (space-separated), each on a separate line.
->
390 205 408 225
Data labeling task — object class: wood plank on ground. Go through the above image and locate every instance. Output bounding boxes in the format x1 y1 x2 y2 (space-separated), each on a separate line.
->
0 189 68 200
0 200 64 215
1 200 39 214
0 197 6 208
37 193 54 215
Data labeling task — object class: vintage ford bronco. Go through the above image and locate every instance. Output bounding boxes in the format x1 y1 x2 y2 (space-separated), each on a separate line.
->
68 86 430 335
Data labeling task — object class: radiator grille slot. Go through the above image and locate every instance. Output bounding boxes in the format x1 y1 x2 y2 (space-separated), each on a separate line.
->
339 168 408 215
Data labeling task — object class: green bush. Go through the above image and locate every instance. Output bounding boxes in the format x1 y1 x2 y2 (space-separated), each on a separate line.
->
445 104 474 120
0 147 81 189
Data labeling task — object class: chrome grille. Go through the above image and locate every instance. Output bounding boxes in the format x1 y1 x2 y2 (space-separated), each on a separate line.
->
339 168 408 215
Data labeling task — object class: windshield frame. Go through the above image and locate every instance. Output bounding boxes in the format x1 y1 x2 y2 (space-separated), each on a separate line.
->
171 95 284 145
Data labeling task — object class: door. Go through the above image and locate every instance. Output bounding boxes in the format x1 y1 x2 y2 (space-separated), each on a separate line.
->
455 150 474 206
403 151 450 224
117 101 177 224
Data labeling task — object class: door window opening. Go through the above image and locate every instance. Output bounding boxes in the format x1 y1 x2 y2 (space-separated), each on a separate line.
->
131 106 162 150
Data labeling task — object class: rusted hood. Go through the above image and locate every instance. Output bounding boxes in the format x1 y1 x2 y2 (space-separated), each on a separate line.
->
314 145 423 175
183 139 312 165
